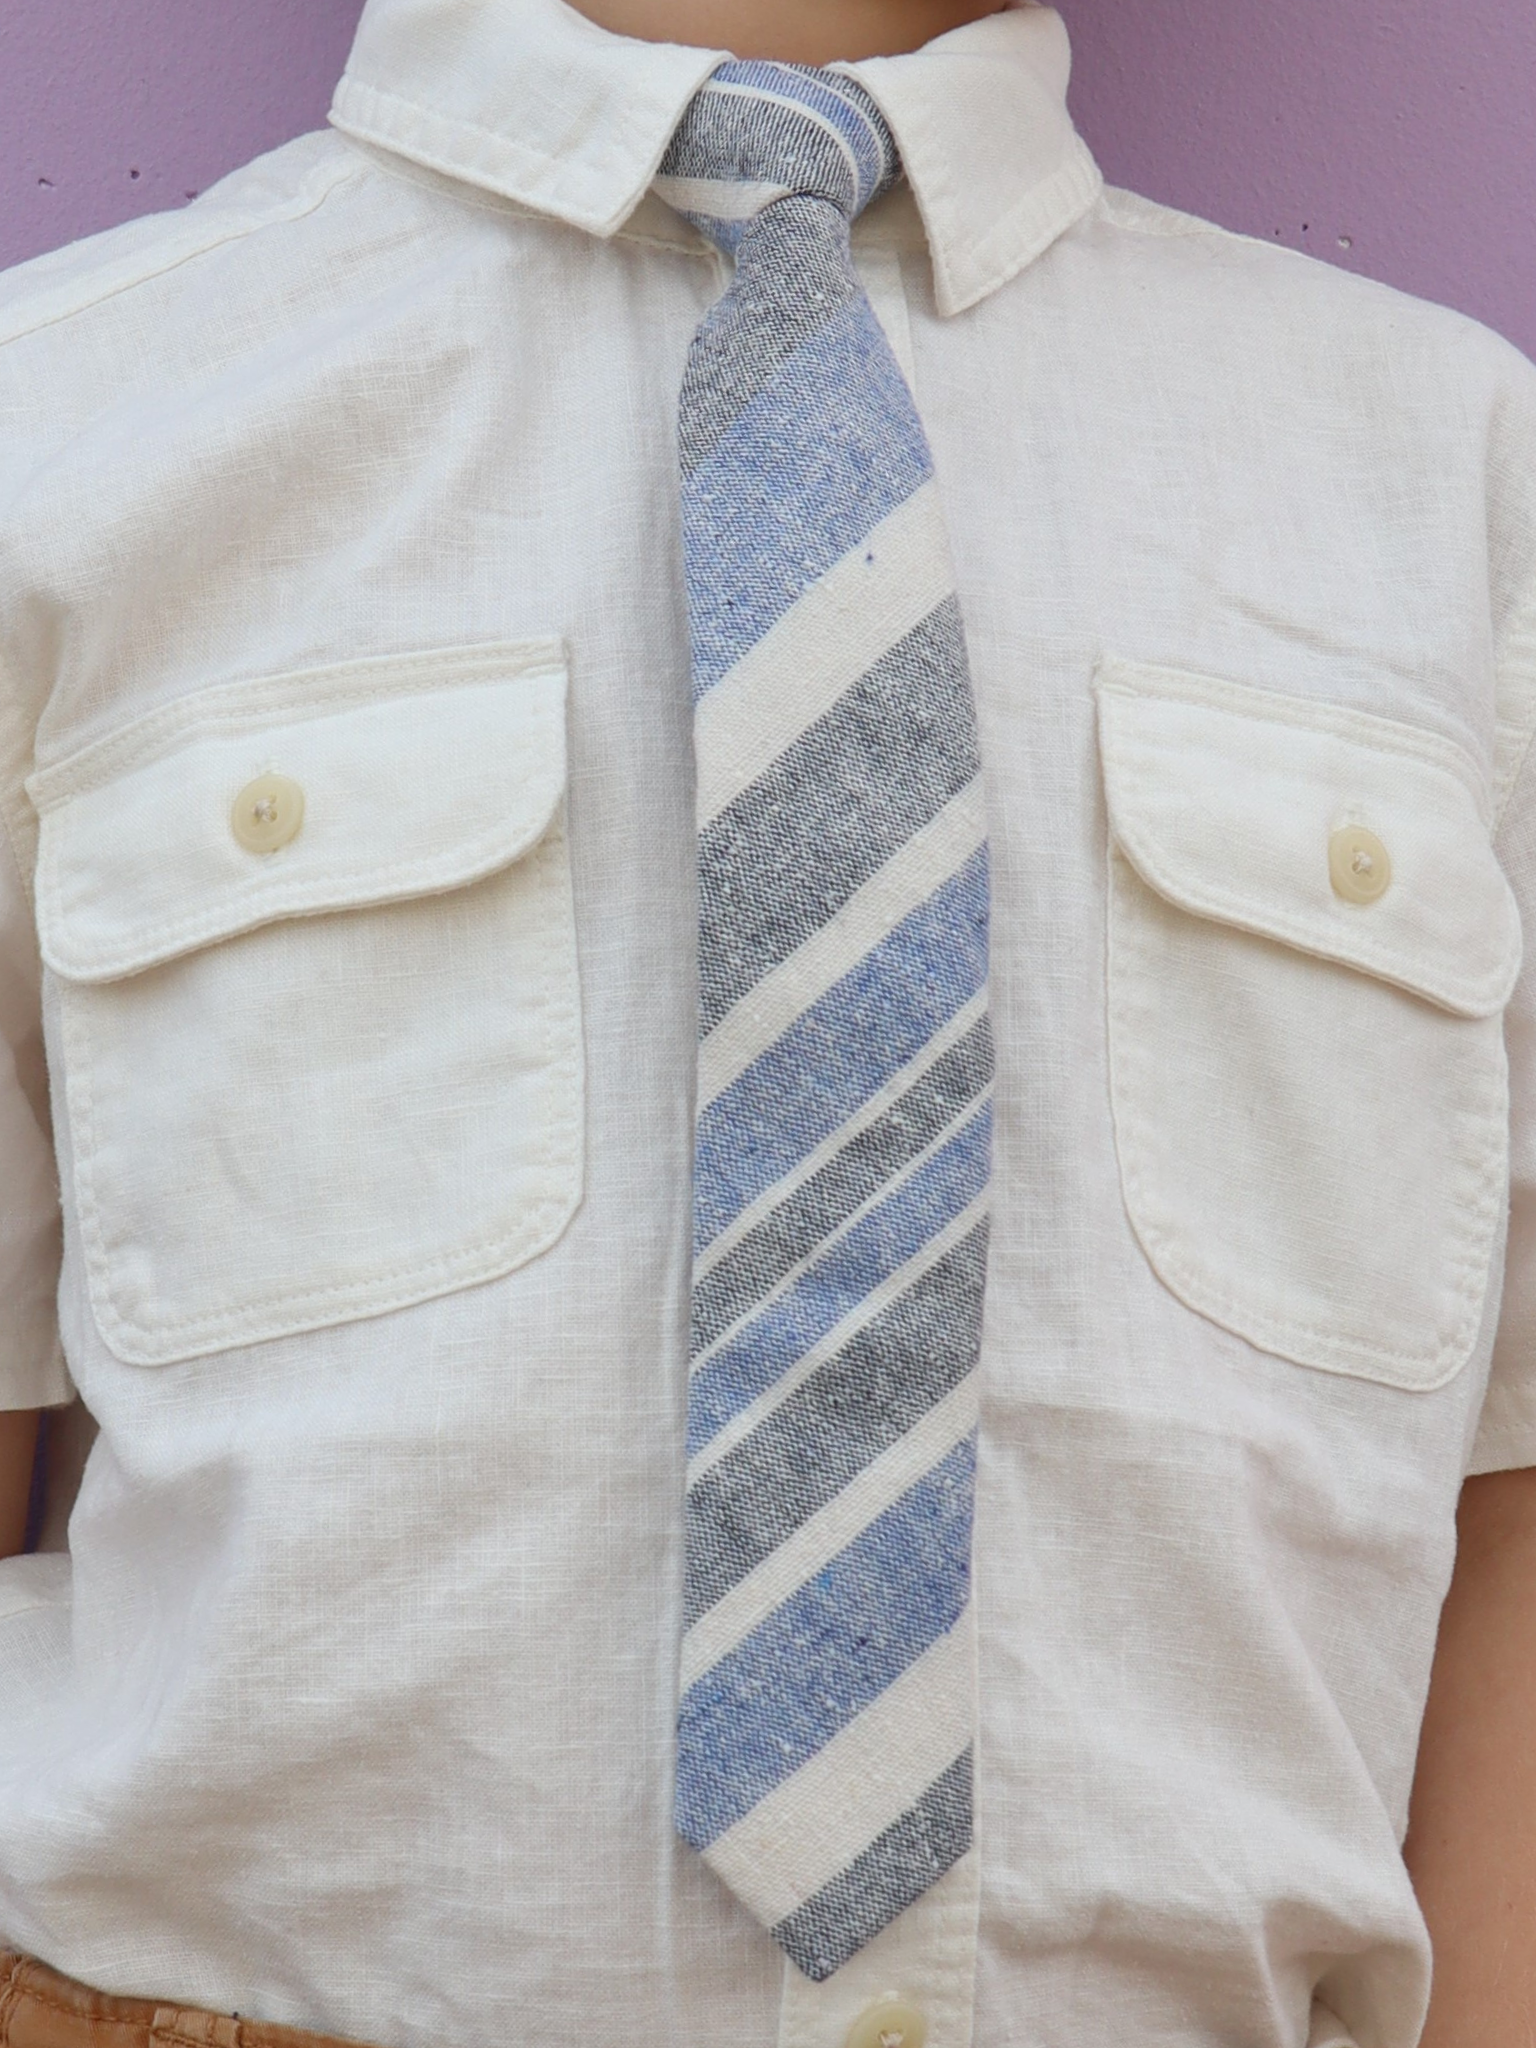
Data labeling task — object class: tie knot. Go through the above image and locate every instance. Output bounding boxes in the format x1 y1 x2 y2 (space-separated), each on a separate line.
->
657 63 900 250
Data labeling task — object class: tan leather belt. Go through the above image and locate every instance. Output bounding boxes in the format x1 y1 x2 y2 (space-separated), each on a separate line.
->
0 1956 373 2048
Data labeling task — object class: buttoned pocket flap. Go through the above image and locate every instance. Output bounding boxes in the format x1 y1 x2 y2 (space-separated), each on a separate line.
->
31 642 567 983
1096 658 1521 1018
28 641 583 1367
1098 656 1518 1392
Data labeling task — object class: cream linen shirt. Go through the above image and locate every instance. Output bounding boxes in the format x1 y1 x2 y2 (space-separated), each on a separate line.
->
3 5 1536 2048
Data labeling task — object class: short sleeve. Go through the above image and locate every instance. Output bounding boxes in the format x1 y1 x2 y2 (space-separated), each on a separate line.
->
1473 578 1536 1473
0 781 70 1412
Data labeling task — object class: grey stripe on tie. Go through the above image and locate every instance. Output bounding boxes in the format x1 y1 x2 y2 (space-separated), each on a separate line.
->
679 199 862 475
772 1749 974 1983
690 1017 995 1356
684 1222 990 1626
697 598 978 1034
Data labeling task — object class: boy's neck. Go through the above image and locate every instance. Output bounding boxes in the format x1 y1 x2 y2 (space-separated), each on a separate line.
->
564 0 1009 63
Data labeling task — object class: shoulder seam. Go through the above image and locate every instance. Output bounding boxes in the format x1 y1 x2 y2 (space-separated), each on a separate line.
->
0 149 366 354
1095 186 1219 242
342 137 714 257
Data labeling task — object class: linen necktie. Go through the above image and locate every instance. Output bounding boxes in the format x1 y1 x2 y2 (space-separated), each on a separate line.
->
657 62 994 1983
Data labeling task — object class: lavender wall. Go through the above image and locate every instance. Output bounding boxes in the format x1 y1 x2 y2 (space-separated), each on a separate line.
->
1064 0 1536 359
0 0 1532 358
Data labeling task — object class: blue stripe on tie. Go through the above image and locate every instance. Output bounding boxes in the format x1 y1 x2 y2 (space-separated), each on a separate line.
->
675 1435 976 1847
693 849 990 1253
715 62 890 201
687 1103 991 1456
678 211 750 256
683 298 933 698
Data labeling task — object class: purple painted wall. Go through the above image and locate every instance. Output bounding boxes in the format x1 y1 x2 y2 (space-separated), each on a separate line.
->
0 0 1532 357
1064 0 1536 360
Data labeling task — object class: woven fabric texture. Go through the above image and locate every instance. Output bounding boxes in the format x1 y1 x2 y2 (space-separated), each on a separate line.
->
660 63 993 1982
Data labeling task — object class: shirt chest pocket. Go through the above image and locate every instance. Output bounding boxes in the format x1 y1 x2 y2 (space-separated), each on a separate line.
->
30 643 583 1367
1097 658 1522 1393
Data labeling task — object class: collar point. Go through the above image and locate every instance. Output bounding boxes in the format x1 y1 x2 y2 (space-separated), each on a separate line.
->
929 142 1103 318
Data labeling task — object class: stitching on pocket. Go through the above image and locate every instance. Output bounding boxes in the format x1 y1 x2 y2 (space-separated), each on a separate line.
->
1098 659 1490 804
1106 742 1518 1016
64 799 584 1366
39 814 558 982
28 642 564 805
1097 671 1522 1018
1106 844 1507 1391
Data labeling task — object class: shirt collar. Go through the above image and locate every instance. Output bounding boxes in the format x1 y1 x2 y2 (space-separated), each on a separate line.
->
329 0 1102 315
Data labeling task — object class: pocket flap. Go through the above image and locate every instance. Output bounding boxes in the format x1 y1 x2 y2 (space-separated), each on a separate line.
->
30 642 567 983
1096 658 1522 1019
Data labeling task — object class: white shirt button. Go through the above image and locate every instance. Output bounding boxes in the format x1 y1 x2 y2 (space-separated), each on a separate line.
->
844 2000 928 2048
232 773 305 854
1328 824 1391 904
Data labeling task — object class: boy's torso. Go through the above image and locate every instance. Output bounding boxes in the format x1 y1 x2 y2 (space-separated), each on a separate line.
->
1 12 1535 2046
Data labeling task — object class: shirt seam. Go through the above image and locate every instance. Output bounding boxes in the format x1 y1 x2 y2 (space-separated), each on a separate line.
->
334 135 716 259
330 75 688 239
1467 1412 1536 1477
1099 657 1491 806
1095 186 1219 241
0 150 369 891
0 149 366 354
28 642 566 803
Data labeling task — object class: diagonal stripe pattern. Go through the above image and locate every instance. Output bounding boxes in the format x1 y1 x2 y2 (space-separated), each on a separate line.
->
658 61 993 1984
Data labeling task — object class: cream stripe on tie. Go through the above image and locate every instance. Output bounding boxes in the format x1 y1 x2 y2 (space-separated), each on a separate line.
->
691 993 989 1287
680 1376 981 1691
698 782 988 1107
693 481 955 827
686 1194 991 1489
705 1607 978 1929
660 59 993 1983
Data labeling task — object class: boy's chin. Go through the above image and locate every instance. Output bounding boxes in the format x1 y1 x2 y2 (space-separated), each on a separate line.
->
563 0 1008 65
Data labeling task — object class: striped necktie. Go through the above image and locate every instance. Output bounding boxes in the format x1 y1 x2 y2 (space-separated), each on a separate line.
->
657 62 994 1984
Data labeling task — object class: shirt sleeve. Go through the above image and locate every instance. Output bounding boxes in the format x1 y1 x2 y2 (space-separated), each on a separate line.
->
1471 576 1536 1475
0 783 69 1413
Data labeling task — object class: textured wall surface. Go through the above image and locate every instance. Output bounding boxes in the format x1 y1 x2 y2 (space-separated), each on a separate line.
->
1064 0 1535 358
0 0 1532 356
